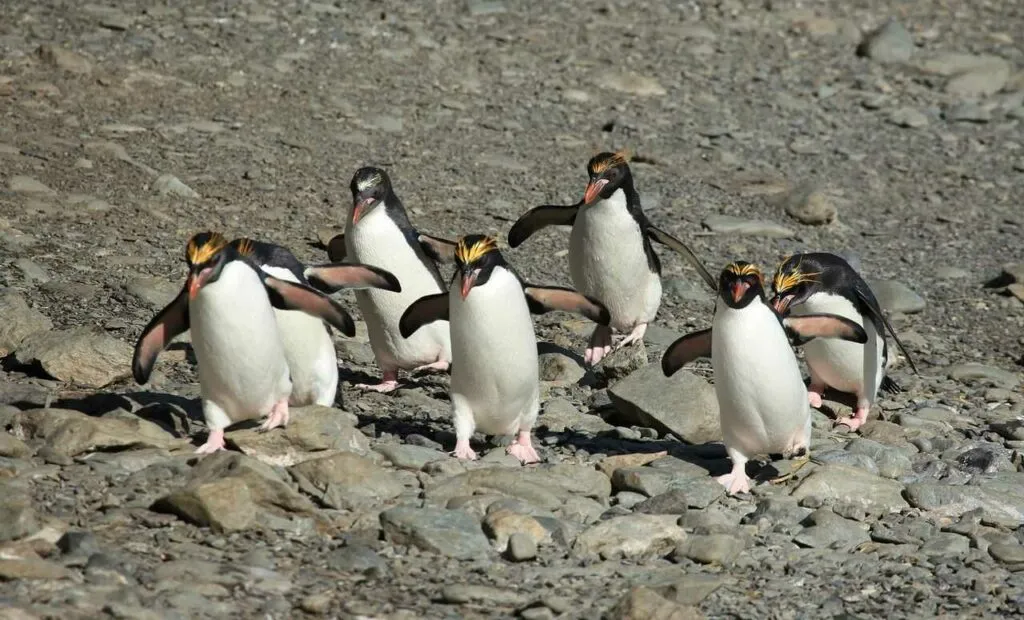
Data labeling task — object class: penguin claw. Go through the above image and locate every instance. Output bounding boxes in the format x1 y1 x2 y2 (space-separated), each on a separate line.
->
715 471 752 495
506 432 541 465
452 440 478 461
194 429 225 455
259 399 290 432
807 384 824 408
412 360 450 374
356 380 399 393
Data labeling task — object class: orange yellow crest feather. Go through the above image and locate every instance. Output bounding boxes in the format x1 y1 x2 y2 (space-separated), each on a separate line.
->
454 236 498 265
233 237 255 258
186 232 229 266
725 262 764 289
772 256 821 293
590 149 632 175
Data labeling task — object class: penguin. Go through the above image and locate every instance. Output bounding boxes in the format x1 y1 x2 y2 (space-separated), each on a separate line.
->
661 261 868 495
228 237 401 408
507 150 717 366
769 252 920 431
398 235 610 464
132 232 357 454
321 167 455 393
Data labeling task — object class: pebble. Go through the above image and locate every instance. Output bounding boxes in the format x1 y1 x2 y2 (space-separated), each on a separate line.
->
325 544 388 576
889 107 929 128
948 363 1019 389
608 366 720 444
375 444 447 470
14 327 132 388
538 349 585 383
906 483 1024 528
791 465 909 513
37 44 93 74
0 292 53 356
867 279 927 314
380 506 491 560
573 515 686 559
467 0 507 16
674 533 745 565
442 584 527 606
608 586 703 620
598 72 667 96
781 183 838 225
945 60 1011 98
125 278 179 310
945 101 992 123
9 176 57 195
989 542 1024 564
857 20 914 64
290 452 404 510
793 510 870 551
506 532 537 562
701 214 795 238
153 174 199 199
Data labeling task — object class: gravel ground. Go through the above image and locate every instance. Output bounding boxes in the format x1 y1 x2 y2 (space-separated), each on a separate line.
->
1 0 1024 618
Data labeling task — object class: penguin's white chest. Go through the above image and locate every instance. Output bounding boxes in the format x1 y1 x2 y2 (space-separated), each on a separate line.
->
189 261 291 423
712 300 809 458
345 206 451 369
450 268 539 435
568 189 660 332
793 291 884 400
260 266 338 407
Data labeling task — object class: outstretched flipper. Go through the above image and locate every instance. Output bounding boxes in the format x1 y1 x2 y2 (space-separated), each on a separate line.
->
523 285 610 325
645 225 718 292
399 292 450 338
507 203 580 248
304 263 401 293
783 313 868 345
854 280 919 374
325 233 346 262
262 276 356 337
418 233 458 263
132 287 190 384
661 328 712 377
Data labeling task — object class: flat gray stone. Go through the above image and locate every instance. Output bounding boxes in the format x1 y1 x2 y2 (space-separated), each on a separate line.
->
290 452 404 510
905 483 1024 527
793 510 870 551
889 107 929 128
609 366 720 444
0 293 52 356
919 532 970 558
380 506 490 560
375 444 448 471
673 533 745 565
12 408 179 457
791 465 908 513
866 279 926 314
573 515 685 559
15 327 132 388
702 214 794 238
948 363 1019 389
857 19 914 64
425 463 611 510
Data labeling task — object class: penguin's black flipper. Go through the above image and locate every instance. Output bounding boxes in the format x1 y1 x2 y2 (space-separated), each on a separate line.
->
418 233 458 263
661 328 713 377
132 287 190 385
645 225 718 292
507 203 580 248
853 280 919 374
783 313 868 345
262 276 356 337
325 233 347 262
523 285 610 325
399 293 450 338
305 263 401 293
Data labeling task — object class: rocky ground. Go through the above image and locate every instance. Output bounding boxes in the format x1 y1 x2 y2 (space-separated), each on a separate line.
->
1 0 1024 618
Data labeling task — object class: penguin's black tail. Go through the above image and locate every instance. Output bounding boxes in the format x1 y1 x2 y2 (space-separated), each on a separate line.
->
880 376 902 394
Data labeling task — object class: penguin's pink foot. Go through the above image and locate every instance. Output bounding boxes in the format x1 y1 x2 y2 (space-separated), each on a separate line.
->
614 323 648 350
259 398 290 432
356 370 399 393
506 431 540 465
195 428 225 454
452 439 478 461
837 405 869 431
584 325 613 366
807 384 824 409
413 360 450 374
716 464 752 495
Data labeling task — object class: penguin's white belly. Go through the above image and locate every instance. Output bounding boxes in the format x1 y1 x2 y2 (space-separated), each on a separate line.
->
450 270 539 436
794 292 884 400
190 262 291 425
568 191 660 332
712 302 809 458
346 209 452 370
259 266 338 407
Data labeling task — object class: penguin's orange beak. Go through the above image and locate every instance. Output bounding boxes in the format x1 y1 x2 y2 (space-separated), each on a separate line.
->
352 197 375 225
583 178 608 206
460 270 478 300
772 294 794 315
730 281 750 304
187 268 213 300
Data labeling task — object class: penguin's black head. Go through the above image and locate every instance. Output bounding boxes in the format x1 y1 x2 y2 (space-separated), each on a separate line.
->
185 232 232 300
453 234 504 300
583 150 633 206
719 261 766 309
349 167 392 225
770 254 825 315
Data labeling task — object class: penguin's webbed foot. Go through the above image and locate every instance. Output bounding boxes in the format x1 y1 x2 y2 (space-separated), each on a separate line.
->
584 325 613 366
356 370 400 393
807 389 824 409
716 465 752 495
195 428 226 455
506 431 540 465
452 439 478 461
836 405 869 431
259 398 290 432
614 323 648 350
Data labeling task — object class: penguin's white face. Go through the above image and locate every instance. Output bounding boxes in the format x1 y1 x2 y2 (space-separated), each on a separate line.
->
349 167 389 225
185 232 231 300
584 150 631 206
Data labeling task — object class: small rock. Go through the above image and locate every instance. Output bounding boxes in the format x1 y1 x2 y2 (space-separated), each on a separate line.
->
374 444 447 470
608 367 720 444
506 532 537 562
299 593 333 615
441 584 527 606
290 452 403 510
0 293 52 356
13 408 177 457
889 107 929 128
597 340 648 382
0 485 38 542
791 465 908 513
673 533 745 565
598 452 669 478
126 278 180 310
867 279 926 314
945 101 992 123
989 542 1024 564
538 350 585 383
325 544 388 576
856 19 914 64
483 509 550 550
380 506 490 560
467 0 507 16
8 176 56 195
0 557 71 580
598 73 667 96
793 510 870 551
425 464 611 510
905 483 1024 527
634 490 690 515
945 61 1011 98
227 405 370 467
153 174 200 199
701 215 794 238
15 327 132 388
537 398 587 433
920 532 970 557
607 586 704 620
780 183 838 225
37 44 93 74
574 515 685 559
948 363 1019 389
